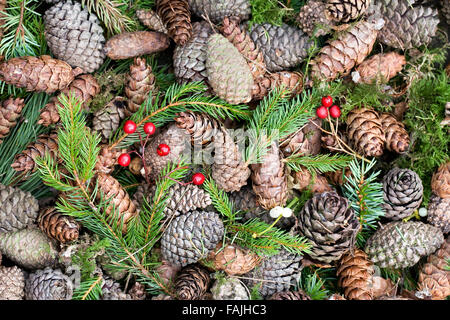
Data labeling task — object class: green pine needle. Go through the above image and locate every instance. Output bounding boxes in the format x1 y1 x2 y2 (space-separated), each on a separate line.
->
284 153 352 174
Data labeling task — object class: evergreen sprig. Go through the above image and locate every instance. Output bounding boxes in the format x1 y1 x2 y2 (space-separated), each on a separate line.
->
298 272 329 300
72 276 103 300
284 153 352 174
202 177 237 224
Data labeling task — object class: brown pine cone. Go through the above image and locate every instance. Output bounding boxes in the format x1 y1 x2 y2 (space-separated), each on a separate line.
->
125 57 157 114
431 162 450 199
157 0 192 46
280 118 321 157
209 244 261 275
296 0 335 37
11 133 60 175
37 207 80 243
252 71 304 101
129 157 144 176
0 55 81 93
92 97 127 142
380 112 410 154
174 111 221 146
136 9 168 34
0 0 5 45
155 257 181 286
291 168 333 193
353 52 406 84
128 282 147 300
326 0 371 23
325 167 352 185
0 97 25 144
38 74 100 126
95 145 126 175
268 290 311 300
174 264 210 300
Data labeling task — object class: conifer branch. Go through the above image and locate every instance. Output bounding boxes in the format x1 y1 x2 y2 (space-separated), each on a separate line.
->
72 276 103 300
284 153 352 174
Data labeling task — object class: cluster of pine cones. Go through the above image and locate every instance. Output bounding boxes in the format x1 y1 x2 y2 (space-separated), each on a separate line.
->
0 0 449 301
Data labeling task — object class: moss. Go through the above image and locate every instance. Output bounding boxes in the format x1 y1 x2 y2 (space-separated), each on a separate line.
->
249 0 294 27
89 70 127 113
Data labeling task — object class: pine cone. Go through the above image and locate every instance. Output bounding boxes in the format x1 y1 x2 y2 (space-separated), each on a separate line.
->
95 145 126 175
229 186 265 217
136 9 168 33
427 194 450 235
441 0 450 24
431 162 450 199
296 0 335 36
353 52 406 84
365 221 444 268
129 282 147 300
380 112 410 154
329 293 347 300
0 97 25 144
326 0 371 23
325 167 352 185
268 290 311 300
211 277 249 300
209 244 261 275
252 71 304 101
251 141 288 210
0 266 25 300
174 111 221 146
101 277 132 300
157 0 192 46
129 156 143 176
417 237 450 300
250 23 312 72
280 118 322 157
295 191 360 263
346 107 385 157
37 207 80 243
155 256 181 286
0 0 5 45
92 97 127 141
206 33 254 104
38 74 100 126
382 168 423 220
0 184 39 233
125 57 157 114
243 249 302 298
173 21 213 85
25 268 73 300
188 0 251 24
310 19 381 82
160 210 224 267
174 264 210 300
212 127 250 192
221 17 266 80
44 0 106 73
11 133 60 175
291 168 333 193
0 55 80 93
0 228 58 269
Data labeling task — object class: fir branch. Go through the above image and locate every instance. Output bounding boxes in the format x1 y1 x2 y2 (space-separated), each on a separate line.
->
72 276 103 300
298 272 329 300
284 153 352 174
203 177 237 224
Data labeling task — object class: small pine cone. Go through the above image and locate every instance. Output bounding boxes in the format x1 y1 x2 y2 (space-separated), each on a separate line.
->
324 167 352 185
101 277 132 300
353 52 406 84
441 0 450 25
268 290 311 300
380 112 410 154
157 0 192 46
209 244 261 275
37 207 80 243
427 194 450 234
365 221 444 269
431 162 450 199
310 19 382 82
0 266 25 300
0 0 5 44
25 268 73 300
188 0 251 24
95 145 126 175
11 133 60 175
252 71 304 101
296 0 335 36
0 55 81 93
346 107 385 157
174 264 210 300
0 228 58 269
211 277 249 300
0 184 39 233
329 293 347 300
417 237 450 300
136 9 168 33
128 282 147 300
92 97 127 141
212 128 250 192
174 111 221 146
38 74 100 126
125 57 157 114
221 16 266 80
155 258 181 287
291 168 333 193
382 168 423 220
326 0 371 23
280 118 322 157
206 34 254 104
229 186 265 217
0 97 25 144
129 157 143 176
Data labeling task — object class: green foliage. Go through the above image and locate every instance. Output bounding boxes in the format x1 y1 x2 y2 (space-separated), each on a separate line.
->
249 0 293 27
380 267 417 292
72 276 103 300
249 284 264 300
298 270 330 300
203 177 238 224
284 153 352 174
71 237 110 281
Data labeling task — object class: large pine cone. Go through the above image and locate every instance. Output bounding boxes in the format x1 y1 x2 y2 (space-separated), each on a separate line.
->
295 191 360 263
280 118 322 157
296 0 335 37
0 184 39 233
157 0 192 46
173 21 213 85
250 23 312 72
326 0 371 23
417 237 450 300
0 97 25 144
346 107 385 157
38 207 80 243
252 71 304 101
174 111 221 146
382 168 423 220
174 264 210 300
211 277 249 300
206 34 254 104
92 97 127 141
268 290 311 300
136 9 168 33
0 228 58 269
44 0 106 73
209 244 261 275
125 57 157 114
380 112 410 154
188 0 251 24
427 194 450 235
25 268 73 300
243 249 302 298
365 221 444 269
431 162 450 199
353 52 406 84
0 266 25 300
160 210 224 267
0 55 80 93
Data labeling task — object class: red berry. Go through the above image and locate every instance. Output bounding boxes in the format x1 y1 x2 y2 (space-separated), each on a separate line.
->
157 144 170 156
192 173 205 185
123 120 137 134
118 153 131 167
329 105 341 118
316 106 328 119
143 122 156 135
321 96 333 108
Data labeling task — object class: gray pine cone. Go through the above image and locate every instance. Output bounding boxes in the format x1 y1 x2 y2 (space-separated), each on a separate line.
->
160 210 224 267
296 0 335 36
25 268 73 300
427 194 449 234
101 276 132 300
188 0 251 24
211 277 249 300
92 97 127 142
0 266 25 300
382 168 423 220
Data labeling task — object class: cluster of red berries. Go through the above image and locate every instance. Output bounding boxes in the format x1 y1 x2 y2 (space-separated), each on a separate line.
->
316 96 341 119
